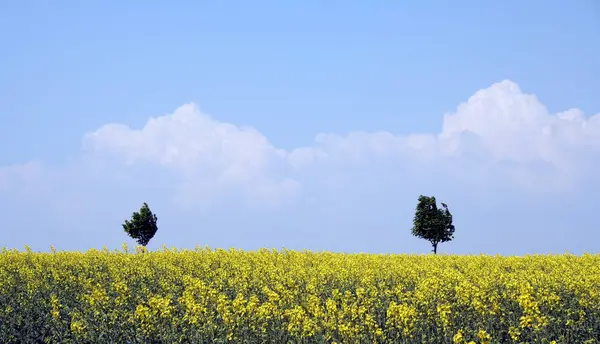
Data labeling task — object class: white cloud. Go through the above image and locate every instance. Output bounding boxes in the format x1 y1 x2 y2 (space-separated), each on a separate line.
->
439 80 600 167
2 79 600 254
8 79 598 208
77 80 600 203
83 103 300 210
289 80 600 191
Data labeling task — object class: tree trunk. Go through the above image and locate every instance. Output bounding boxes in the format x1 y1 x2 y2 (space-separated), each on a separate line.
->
432 242 438 254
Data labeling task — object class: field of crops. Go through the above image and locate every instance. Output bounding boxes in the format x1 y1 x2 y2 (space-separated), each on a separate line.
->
0 245 599 344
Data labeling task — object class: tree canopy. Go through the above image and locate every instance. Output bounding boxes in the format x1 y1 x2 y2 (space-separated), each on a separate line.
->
123 202 158 247
411 195 455 254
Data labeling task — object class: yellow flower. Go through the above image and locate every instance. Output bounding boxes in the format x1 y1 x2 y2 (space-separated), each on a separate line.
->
453 329 464 343
50 294 61 320
1 246 599 343
477 329 491 344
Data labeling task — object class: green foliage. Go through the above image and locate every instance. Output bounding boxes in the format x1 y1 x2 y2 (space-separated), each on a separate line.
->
122 202 158 247
411 195 455 254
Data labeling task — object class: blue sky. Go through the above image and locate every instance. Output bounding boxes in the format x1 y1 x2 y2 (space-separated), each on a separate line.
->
1 1 599 254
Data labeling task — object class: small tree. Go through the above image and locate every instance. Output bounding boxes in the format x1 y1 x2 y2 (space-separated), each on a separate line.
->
123 202 158 247
411 195 455 254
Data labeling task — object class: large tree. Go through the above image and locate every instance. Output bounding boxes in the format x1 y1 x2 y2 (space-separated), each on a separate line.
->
411 195 455 254
123 202 158 247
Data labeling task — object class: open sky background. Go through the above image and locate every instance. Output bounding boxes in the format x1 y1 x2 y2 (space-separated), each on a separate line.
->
1 1 599 254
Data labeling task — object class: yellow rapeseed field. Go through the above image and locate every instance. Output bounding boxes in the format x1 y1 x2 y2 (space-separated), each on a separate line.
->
0 245 599 343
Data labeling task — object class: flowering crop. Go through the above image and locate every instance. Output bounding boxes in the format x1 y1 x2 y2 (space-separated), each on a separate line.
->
1 245 599 343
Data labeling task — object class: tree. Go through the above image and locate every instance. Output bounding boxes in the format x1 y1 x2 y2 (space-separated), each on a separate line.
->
411 195 455 254
123 202 158 247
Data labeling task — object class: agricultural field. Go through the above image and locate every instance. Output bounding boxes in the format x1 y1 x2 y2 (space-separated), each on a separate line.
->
0 246 599 343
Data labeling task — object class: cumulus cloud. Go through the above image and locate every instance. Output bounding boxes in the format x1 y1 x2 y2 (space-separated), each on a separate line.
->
82 103 300 210
290 80 600 191
2 79 599 254
77 80 600 204
439 81 600 175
